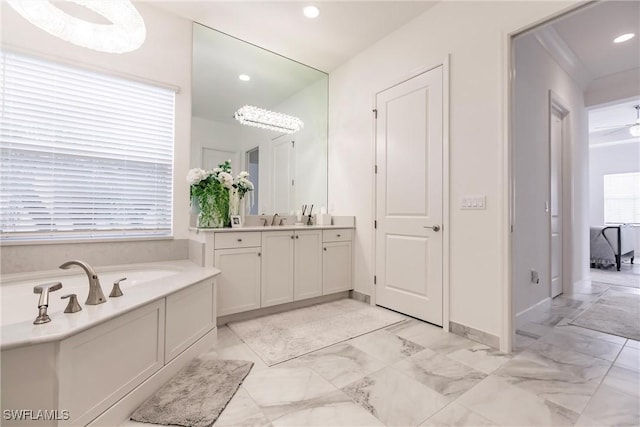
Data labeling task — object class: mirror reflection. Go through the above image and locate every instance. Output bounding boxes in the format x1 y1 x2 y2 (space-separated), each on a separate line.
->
191 23 328 215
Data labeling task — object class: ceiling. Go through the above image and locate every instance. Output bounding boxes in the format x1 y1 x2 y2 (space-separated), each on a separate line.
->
552 1 639 82
545 1 640 145
151 1 437 73
589 99 640 146
157 1 437 123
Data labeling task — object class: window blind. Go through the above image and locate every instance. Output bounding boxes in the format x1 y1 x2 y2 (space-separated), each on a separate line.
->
604 172 640 224
0 50 175 241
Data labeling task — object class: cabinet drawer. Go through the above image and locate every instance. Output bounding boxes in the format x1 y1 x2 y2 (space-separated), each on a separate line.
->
322 229 352 242
215 232 261 249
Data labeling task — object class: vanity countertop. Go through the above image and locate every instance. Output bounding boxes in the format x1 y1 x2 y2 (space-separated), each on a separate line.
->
192 224 354 233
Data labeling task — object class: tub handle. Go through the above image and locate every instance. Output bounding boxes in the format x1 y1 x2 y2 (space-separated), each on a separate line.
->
62 294 82 313
110 278 127 298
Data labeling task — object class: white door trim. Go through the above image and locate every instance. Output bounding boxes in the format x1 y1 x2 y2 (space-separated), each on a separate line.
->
503 2 586 353
549 91 572 299
370 57 450 332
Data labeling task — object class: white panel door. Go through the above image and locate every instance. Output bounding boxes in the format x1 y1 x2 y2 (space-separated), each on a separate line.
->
261 231 295 307
550 110 563 298
375 66 443 325
271 135 294 214
294 230 323 300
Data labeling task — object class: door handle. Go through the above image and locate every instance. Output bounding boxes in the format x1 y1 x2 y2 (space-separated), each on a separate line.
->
425 225 441 232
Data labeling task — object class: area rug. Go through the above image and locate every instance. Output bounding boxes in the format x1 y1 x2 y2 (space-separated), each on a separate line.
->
570 290 640 340
228 299 406 366
130 358 253 427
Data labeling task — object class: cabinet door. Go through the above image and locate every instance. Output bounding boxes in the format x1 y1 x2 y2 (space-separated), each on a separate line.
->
323 241 353 294
261 231 295 307
294 230 323 300
214 247 261 316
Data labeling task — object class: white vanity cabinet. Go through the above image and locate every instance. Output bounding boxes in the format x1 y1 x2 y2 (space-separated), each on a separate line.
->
261 229 323 306
204 226 352 318
261 231 295 307
294 230 323 300
322 229 353 294
214 232 262 316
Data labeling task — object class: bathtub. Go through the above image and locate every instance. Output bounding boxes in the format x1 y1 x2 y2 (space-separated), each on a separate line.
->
1 260 220 426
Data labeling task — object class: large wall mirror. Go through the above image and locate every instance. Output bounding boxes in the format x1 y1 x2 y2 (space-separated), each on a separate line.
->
191 23 328 215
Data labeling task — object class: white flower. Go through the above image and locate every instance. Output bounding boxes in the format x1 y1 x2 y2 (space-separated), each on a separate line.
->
238 171 249 178
218 172 234 189
212 167 222 173
186 168 208 185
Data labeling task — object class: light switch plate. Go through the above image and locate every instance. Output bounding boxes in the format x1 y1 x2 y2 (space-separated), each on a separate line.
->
461 196 486 210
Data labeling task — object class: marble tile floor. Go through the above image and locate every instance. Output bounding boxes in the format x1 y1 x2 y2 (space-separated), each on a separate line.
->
124 296 639 426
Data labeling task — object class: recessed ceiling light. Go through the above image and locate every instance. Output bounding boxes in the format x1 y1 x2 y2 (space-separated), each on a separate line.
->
303 6 320 19
239 74 251 81
614 33 635 43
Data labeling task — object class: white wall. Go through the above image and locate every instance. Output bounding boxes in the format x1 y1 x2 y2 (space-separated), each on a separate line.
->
328 0 579 341
512 34 589 315
1 2 193 239
273 78 329 212
589 141 640 252
589 142 640 225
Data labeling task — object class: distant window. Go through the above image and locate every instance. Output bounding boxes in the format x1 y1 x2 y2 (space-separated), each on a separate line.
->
0 50 175 241
604 172 640 224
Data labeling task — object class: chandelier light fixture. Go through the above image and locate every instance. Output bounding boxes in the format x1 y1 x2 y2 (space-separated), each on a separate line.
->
6 0 146 54
234 105 304 134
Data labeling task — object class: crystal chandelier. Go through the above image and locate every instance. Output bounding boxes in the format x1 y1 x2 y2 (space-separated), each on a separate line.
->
234 105 304 134
6 0 146 54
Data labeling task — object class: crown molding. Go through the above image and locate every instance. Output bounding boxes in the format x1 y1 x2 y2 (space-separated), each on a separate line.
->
534 25 591 89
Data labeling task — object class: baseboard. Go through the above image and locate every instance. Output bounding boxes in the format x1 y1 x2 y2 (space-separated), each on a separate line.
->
449 321 500 349
88 328 217 427
349 290 370 304
515 297 551 329
217 292 349 326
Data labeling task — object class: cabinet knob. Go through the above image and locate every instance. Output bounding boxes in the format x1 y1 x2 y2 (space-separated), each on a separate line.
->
258 252 261 257
296 235 299 239
291 235 294 239
337 234 341 237
237 238 242 242
324 247 327 251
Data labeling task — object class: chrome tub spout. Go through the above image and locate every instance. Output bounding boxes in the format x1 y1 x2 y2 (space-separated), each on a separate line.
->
59 260 106 305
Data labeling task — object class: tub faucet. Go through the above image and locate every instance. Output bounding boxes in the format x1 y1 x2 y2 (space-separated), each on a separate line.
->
59 260 106 305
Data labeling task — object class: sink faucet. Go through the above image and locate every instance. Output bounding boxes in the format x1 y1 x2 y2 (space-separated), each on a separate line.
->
59 260 106 305
271 213 279 226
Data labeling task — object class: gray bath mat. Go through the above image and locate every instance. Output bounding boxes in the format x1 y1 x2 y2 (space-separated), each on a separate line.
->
228 298 406 366
130 358 253 427
570 290 640 340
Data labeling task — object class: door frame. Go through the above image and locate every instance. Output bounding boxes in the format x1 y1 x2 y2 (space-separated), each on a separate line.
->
371 57 451 332
549 91 572 298
504 3 591 353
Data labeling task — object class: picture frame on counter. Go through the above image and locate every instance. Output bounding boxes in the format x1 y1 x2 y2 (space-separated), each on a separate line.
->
231 215 242 228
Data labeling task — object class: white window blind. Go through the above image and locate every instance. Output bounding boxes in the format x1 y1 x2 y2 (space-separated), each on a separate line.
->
604 172 640 224
0 50 175 241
